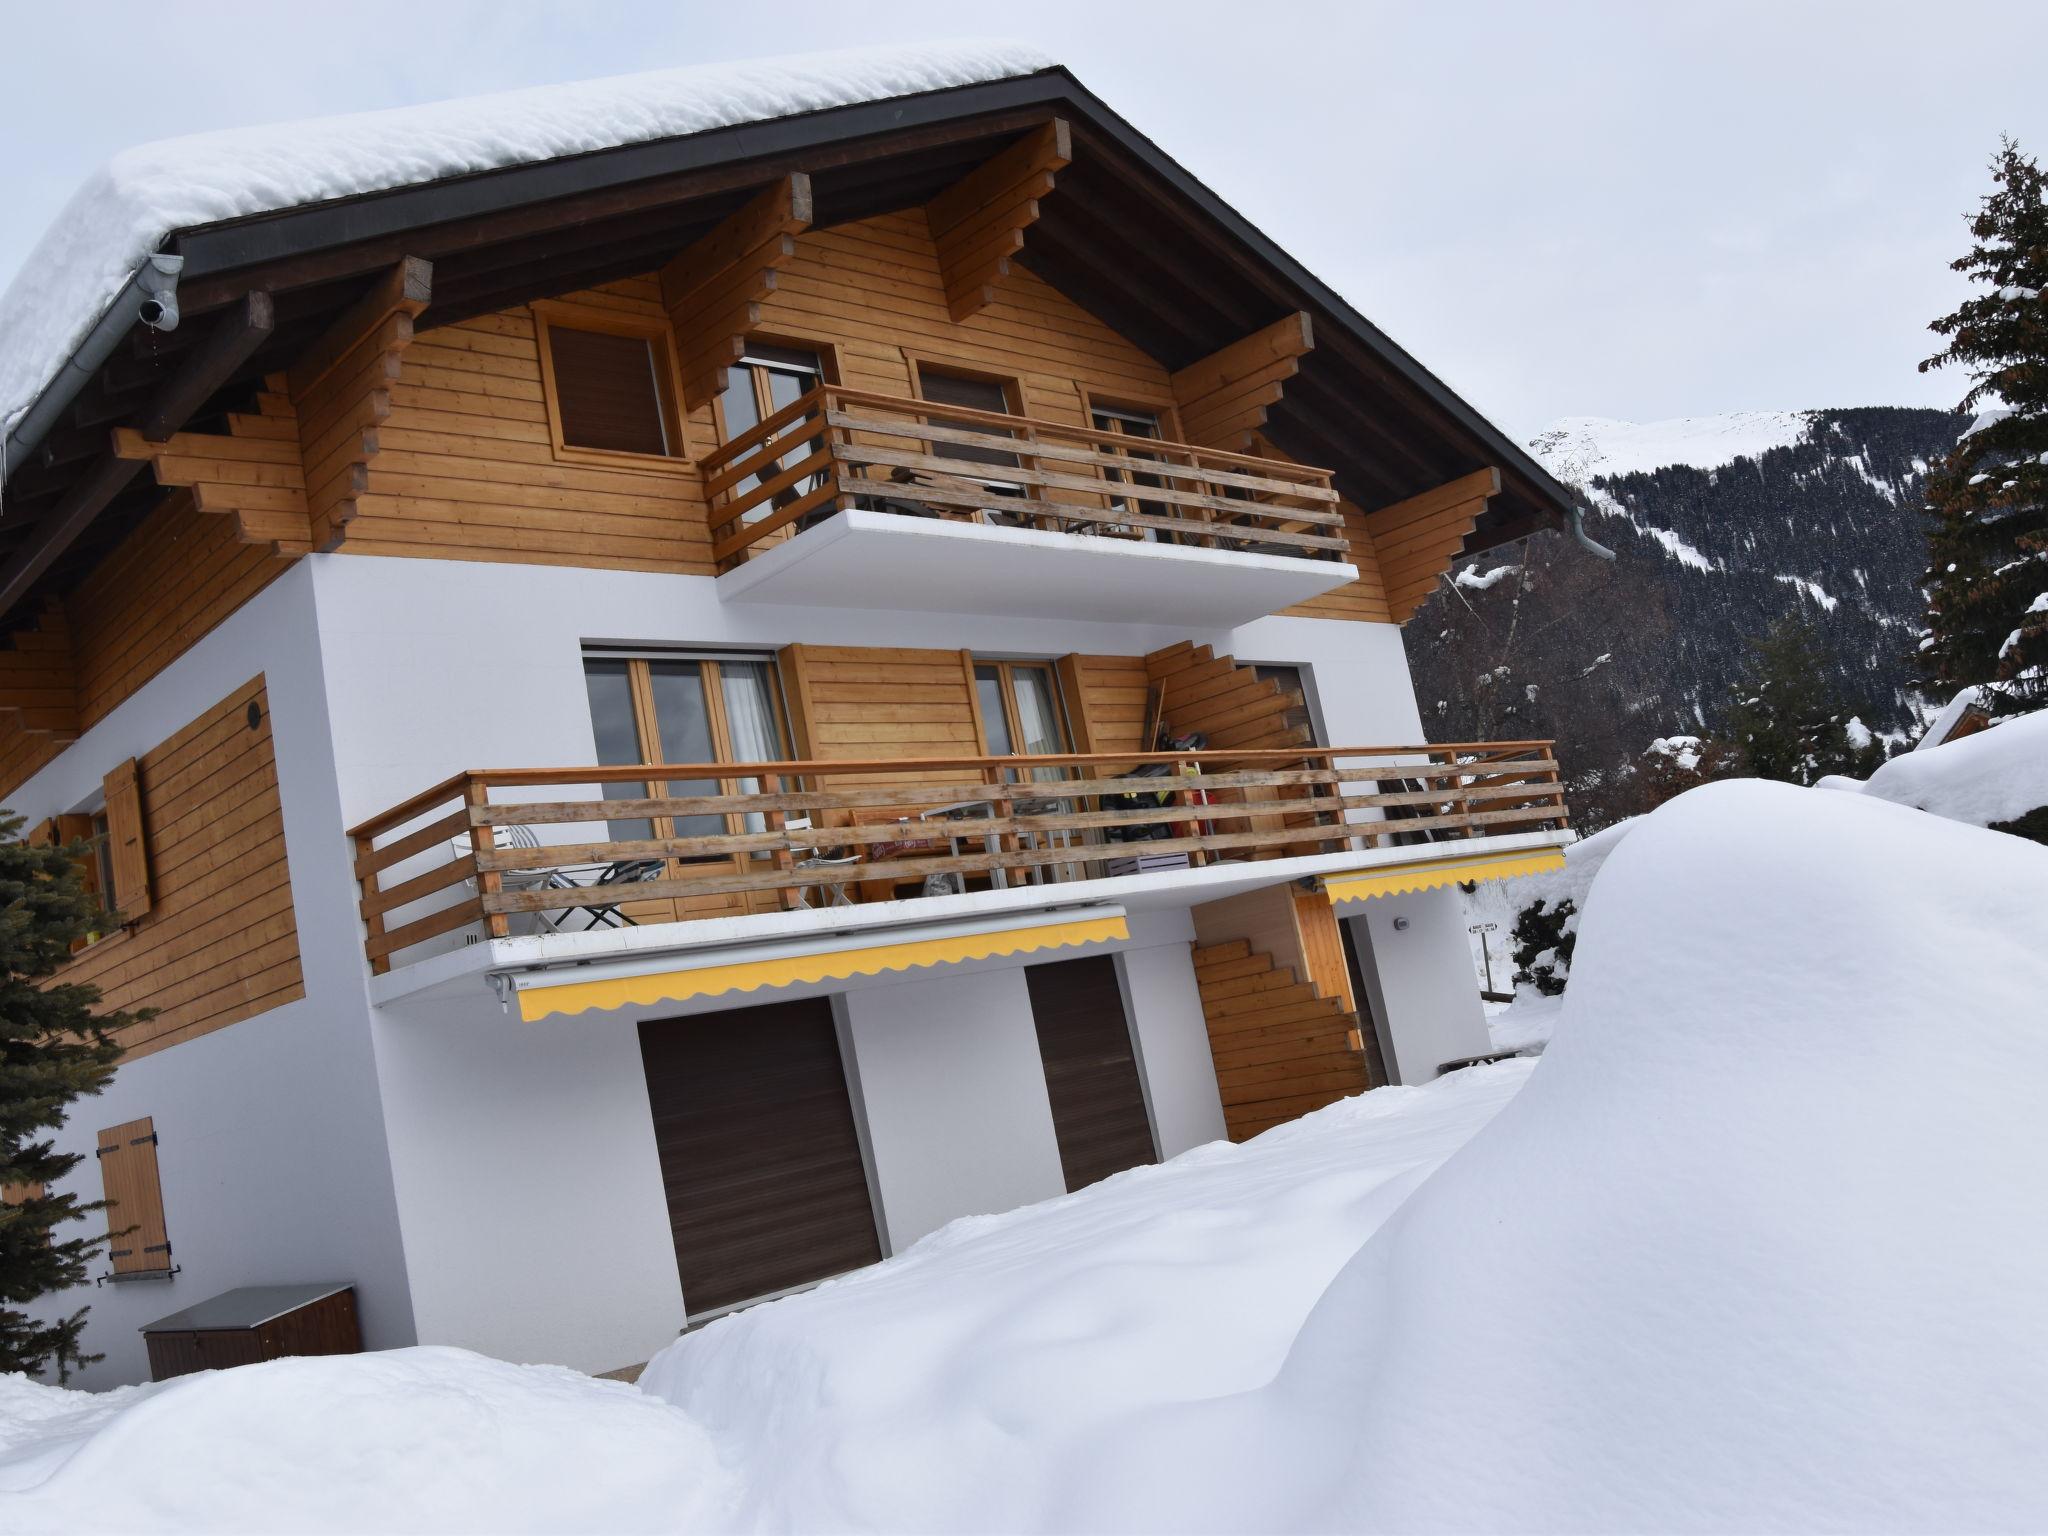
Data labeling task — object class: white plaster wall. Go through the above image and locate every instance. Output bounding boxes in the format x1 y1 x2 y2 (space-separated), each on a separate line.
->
1116 936 1226 1158
9 562 417 1387
836 968 1065 1253
306 556 1428 833
366 994 685 1372
1343 887 1493 1084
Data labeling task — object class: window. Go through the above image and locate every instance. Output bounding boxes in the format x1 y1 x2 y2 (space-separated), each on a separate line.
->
98 1117 172 1279
916 367 1024 476
974 660 1070 785
533 302 684 466
713 344 832 520
1091 403 1172 536
582 654 789 858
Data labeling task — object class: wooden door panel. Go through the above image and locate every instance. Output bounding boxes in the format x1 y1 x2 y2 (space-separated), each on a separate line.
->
638 997 881 1315
1025 955 1157 1192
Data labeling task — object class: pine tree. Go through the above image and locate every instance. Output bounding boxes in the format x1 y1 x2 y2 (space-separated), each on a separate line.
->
1721 617 1888 786
1918 138 2048 715
0 815 140 1381
1511 898 1577 997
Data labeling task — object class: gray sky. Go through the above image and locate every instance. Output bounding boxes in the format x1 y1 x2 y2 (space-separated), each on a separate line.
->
1 1 2042 441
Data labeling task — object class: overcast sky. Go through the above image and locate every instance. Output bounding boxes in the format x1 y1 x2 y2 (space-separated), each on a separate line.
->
1 1 2042 441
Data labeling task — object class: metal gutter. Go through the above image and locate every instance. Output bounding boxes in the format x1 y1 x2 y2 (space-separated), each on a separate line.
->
1 254 181 494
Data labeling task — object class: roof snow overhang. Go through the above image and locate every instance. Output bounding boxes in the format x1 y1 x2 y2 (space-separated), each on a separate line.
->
0 66 1575 631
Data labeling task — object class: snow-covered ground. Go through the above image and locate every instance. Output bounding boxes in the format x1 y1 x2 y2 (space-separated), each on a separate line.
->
4 768 2046 1532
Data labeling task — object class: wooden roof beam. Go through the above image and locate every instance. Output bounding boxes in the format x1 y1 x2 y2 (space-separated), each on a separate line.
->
1171 312 1314 453
1363 468 1502 623
660 173 812 408
926 120 1070 321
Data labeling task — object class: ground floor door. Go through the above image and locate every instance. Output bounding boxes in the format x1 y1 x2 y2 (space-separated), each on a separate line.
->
1024 955 1158 1191
1340 917 1396 1086
638 998 882 1317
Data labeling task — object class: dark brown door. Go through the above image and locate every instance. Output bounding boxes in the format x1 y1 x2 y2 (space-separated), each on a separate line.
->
1025 956 1157 1191
638 998 882 1316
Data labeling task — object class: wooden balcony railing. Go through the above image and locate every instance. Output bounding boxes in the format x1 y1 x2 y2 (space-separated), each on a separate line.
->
697 385 1349 569
351 743 1567 973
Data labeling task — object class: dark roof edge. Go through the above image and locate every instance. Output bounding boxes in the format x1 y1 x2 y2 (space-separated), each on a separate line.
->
158 65 1569 525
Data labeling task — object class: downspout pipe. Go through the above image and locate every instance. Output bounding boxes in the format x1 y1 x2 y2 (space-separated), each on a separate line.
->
1568 504 1616 561
1 252 183 494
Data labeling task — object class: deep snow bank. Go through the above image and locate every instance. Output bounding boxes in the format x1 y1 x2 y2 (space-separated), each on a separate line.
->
0 1347 733 1533
1080 781 2048 1532
1826 708 2048 828
639 1064 1532 1531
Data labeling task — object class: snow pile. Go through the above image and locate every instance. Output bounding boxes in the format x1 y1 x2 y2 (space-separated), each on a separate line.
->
1073 780 2048 1532
1828 707 2048 827
0 41 1051 438
640 1064 1532 1530
1452 563 1517 591
1530 409 1814 483
1644 733 1703 771
4 783 2044 1531
0 1069 1534 1534
0 1347 734 1533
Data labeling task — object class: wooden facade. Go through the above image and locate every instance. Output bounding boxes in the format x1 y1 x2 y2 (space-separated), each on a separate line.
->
61 676 303 1058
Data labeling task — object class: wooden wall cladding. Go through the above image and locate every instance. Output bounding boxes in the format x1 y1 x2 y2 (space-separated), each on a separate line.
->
62 675 303 1060
1192 937 1370 1141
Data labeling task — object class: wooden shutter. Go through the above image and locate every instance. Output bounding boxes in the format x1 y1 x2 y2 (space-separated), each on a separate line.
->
25 819 55 847
101 757 151 921
98 1117 172 1275
1026 955 1158 1192
546 325 669 455
638 998 882 1315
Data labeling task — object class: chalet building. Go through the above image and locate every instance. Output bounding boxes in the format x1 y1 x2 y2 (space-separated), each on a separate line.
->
0 46 1577 1384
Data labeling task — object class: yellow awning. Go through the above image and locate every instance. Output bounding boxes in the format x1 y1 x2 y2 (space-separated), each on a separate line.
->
513 911 1130 1021
1322 846 1565 906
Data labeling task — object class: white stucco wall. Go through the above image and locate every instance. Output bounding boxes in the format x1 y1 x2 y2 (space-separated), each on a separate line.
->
9 563 417 1388
835 967 1066 1253
1115 940 1226 1157
1342 888 1493 1084
367 995 686 1373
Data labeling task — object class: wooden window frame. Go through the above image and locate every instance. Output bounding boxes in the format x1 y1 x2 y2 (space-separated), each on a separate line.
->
967 656 1074 772
1080 387 1184 445
705 335 844 451
909 357 1040 514
584 650 793 876
532 299 693 477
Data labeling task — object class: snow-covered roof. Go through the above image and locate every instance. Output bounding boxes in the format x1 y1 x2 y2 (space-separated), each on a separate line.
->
0 40 1053 441
1913 685 1987 751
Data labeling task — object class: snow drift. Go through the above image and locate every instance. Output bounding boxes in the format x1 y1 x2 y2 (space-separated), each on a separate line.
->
2 780 2044 1532
0 41 1051 440
1826 708 2048 828
1077 780 2048 1532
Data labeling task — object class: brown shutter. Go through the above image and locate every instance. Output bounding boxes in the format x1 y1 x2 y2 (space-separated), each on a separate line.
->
25 819 55 847
98 1117 172 1275
101 757 151 921
1 1180 44 1206
546 326 669 455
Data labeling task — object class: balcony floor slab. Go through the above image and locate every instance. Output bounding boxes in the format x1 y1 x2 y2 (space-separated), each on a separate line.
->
715 508 1358 626
370 829 1570 1013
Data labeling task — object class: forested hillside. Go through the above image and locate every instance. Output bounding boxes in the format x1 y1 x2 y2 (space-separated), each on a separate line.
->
1404 407 1967 823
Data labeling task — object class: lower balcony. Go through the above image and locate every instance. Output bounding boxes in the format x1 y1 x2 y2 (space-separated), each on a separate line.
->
352 743 1571 1016
700 386 1358 625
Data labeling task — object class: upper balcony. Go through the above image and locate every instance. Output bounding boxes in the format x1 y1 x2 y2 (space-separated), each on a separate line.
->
351 741 1570 1017
700 386 1358 626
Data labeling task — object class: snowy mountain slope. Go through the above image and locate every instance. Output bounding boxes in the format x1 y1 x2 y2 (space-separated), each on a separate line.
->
1405 405 1967 821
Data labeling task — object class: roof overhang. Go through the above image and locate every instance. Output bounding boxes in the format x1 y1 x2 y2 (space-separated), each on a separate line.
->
0 66 1575 632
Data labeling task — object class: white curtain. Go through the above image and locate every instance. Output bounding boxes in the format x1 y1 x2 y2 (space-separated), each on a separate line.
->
720 662 784 835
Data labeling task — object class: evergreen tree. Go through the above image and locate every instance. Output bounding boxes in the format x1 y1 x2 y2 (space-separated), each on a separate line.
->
0 815 139 1381
1511 898 1576 997
1722 617 1888 785
1918 137 2048 715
